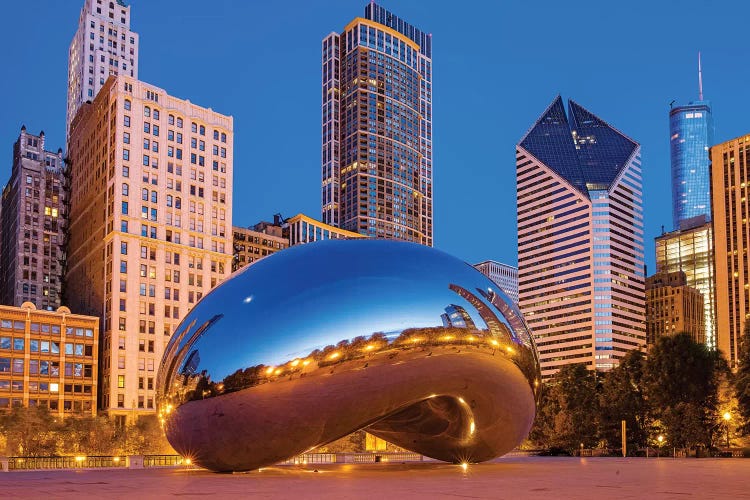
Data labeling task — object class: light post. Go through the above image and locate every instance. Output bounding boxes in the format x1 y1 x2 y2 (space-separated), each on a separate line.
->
723 412 731 449
657 434 664 458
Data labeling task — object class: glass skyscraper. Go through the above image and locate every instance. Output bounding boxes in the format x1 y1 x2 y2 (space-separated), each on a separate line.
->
669 101 713 228
322 3 433 245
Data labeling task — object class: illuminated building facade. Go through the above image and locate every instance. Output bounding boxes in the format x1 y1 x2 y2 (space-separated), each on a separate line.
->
66 75 233 422
67 0 139 141
517 96 646 379
654 216 716 349
232 221 288 272
286 213 364 246
322 3 433 245
474 260 519 304
0 127 65 310
670 55 713 228
645 270 704 346
710 134 750 368
0 302 98 416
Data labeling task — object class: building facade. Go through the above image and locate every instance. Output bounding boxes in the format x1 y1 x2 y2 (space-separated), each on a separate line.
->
286 213 364 246
67 0 139 140
322 3 433 245
66 76 233 422
670 101 713 228
710 134 750 368
474 260 519 304
0 127 66 310
0 302 98 416
232 222 288 272
654 216 716 350
645 270 704 346
517 96 646 379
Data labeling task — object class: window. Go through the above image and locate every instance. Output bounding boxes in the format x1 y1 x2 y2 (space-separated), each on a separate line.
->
123 149 129 161
124 115 130 127
124 99 131 111
117 375 125 388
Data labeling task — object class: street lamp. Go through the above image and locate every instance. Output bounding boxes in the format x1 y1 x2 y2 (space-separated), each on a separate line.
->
723 412 731 449
657 434 664 458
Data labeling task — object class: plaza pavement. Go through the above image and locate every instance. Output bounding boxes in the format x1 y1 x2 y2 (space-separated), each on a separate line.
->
2 456 749 499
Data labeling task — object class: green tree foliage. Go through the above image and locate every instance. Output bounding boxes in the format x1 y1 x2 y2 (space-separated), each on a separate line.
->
0 406 59 456
598 349 650 452
735 322 750 435
531 363 599 453
58 416 119 455
643 333 725 449
530 333 729 453
0 410 174 457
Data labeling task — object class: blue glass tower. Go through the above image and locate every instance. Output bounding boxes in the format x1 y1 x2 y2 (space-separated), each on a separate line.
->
669 58 714 228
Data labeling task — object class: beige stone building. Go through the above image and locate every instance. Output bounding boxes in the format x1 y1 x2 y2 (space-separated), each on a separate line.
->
232 217 288 272
0 302 99 416
711 135 750 368
67 75 233 424
645 271 705 346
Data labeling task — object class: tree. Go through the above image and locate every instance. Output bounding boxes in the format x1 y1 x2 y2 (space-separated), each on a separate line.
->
59 416 120 455
735 322 750 435
0 406 60 456
122 415 174 455
532 364 600 453
643 333 725 450
599 349 650 452
527 383 558 449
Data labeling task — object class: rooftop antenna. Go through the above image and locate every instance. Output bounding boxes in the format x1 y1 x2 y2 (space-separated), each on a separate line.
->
698 51 704 100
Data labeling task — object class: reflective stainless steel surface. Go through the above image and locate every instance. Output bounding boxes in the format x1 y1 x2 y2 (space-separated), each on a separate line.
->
157 240 540 472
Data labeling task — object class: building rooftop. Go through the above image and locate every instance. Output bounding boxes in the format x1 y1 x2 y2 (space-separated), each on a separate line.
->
519 96 639 198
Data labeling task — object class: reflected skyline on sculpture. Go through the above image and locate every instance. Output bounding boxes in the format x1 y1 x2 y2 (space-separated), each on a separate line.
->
157 240 540 472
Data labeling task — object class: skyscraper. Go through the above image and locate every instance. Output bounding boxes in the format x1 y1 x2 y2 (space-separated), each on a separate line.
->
474 260 519 304
710 134 750 368
654 216 716 349
669 54 714 228
0 127 65 310
66 0 139 141
322 2 433 245
517 96 646 378
66 76 233 422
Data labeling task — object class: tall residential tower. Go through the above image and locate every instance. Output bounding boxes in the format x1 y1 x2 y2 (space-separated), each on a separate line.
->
322 3 433 245
710 134 750 368
517 97 646 379
1 127 65 310
67 0 139 141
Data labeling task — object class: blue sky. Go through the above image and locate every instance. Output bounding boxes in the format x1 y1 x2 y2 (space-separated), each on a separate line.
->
1 0 748 272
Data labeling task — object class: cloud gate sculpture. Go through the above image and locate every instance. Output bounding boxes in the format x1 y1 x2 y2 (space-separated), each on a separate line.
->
157 240 540 472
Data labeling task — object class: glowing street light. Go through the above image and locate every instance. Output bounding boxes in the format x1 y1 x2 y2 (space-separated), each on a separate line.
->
723 412 731 448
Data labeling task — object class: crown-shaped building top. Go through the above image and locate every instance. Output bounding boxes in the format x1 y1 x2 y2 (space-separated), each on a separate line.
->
519 96 638 198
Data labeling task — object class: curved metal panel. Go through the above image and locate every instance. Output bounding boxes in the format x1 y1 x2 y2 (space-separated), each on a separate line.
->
157 240 540 472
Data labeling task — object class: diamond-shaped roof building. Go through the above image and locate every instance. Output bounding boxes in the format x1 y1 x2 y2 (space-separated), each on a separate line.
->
519 96 638 198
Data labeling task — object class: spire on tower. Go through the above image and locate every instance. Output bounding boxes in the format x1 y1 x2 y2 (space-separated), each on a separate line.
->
698 52 704 100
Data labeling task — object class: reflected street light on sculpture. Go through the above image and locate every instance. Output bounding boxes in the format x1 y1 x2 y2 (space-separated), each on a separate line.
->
156 240 541 472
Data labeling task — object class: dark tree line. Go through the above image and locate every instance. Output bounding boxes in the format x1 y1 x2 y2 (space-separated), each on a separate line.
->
528 332 748 455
